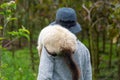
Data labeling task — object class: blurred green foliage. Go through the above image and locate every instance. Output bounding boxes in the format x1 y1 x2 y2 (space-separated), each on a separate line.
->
8 26 30 41
1 47 38 80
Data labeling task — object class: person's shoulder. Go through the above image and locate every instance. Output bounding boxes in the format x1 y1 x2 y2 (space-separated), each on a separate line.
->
77 40 88 50
76 40 90 56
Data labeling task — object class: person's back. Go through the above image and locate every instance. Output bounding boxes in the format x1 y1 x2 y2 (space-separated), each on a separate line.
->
37 40 92 80
37 24 80 80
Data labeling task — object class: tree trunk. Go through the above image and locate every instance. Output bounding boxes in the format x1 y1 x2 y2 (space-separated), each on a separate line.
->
0 0 4 72
11 21 15 58
89 27 98 80
108 39 113 68
117 37 120 80
102 29 106 53
118 46 120 80
96 32 100 73
88 29 91 53
29 32 35 71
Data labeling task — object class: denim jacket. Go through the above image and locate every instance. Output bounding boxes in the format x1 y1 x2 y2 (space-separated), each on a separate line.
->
37 40 92 80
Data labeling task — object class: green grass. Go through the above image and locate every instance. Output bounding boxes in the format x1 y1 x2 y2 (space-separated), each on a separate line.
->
1 40 119 80
1 47 39 80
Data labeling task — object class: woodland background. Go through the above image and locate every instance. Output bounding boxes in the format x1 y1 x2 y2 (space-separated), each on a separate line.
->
0 0 120 80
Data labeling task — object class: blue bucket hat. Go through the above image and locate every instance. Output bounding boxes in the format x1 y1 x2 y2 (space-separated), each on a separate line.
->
51 7 82 34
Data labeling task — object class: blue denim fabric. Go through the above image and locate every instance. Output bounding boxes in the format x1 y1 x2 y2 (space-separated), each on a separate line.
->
37 40 92 80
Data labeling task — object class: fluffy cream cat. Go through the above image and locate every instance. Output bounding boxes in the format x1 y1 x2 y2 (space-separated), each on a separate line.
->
37 24 77 56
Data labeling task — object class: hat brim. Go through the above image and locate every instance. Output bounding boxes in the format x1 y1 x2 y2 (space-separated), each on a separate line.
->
50 21 82 34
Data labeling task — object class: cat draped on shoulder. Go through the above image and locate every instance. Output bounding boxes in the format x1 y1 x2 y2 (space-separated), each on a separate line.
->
37 24 80 80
